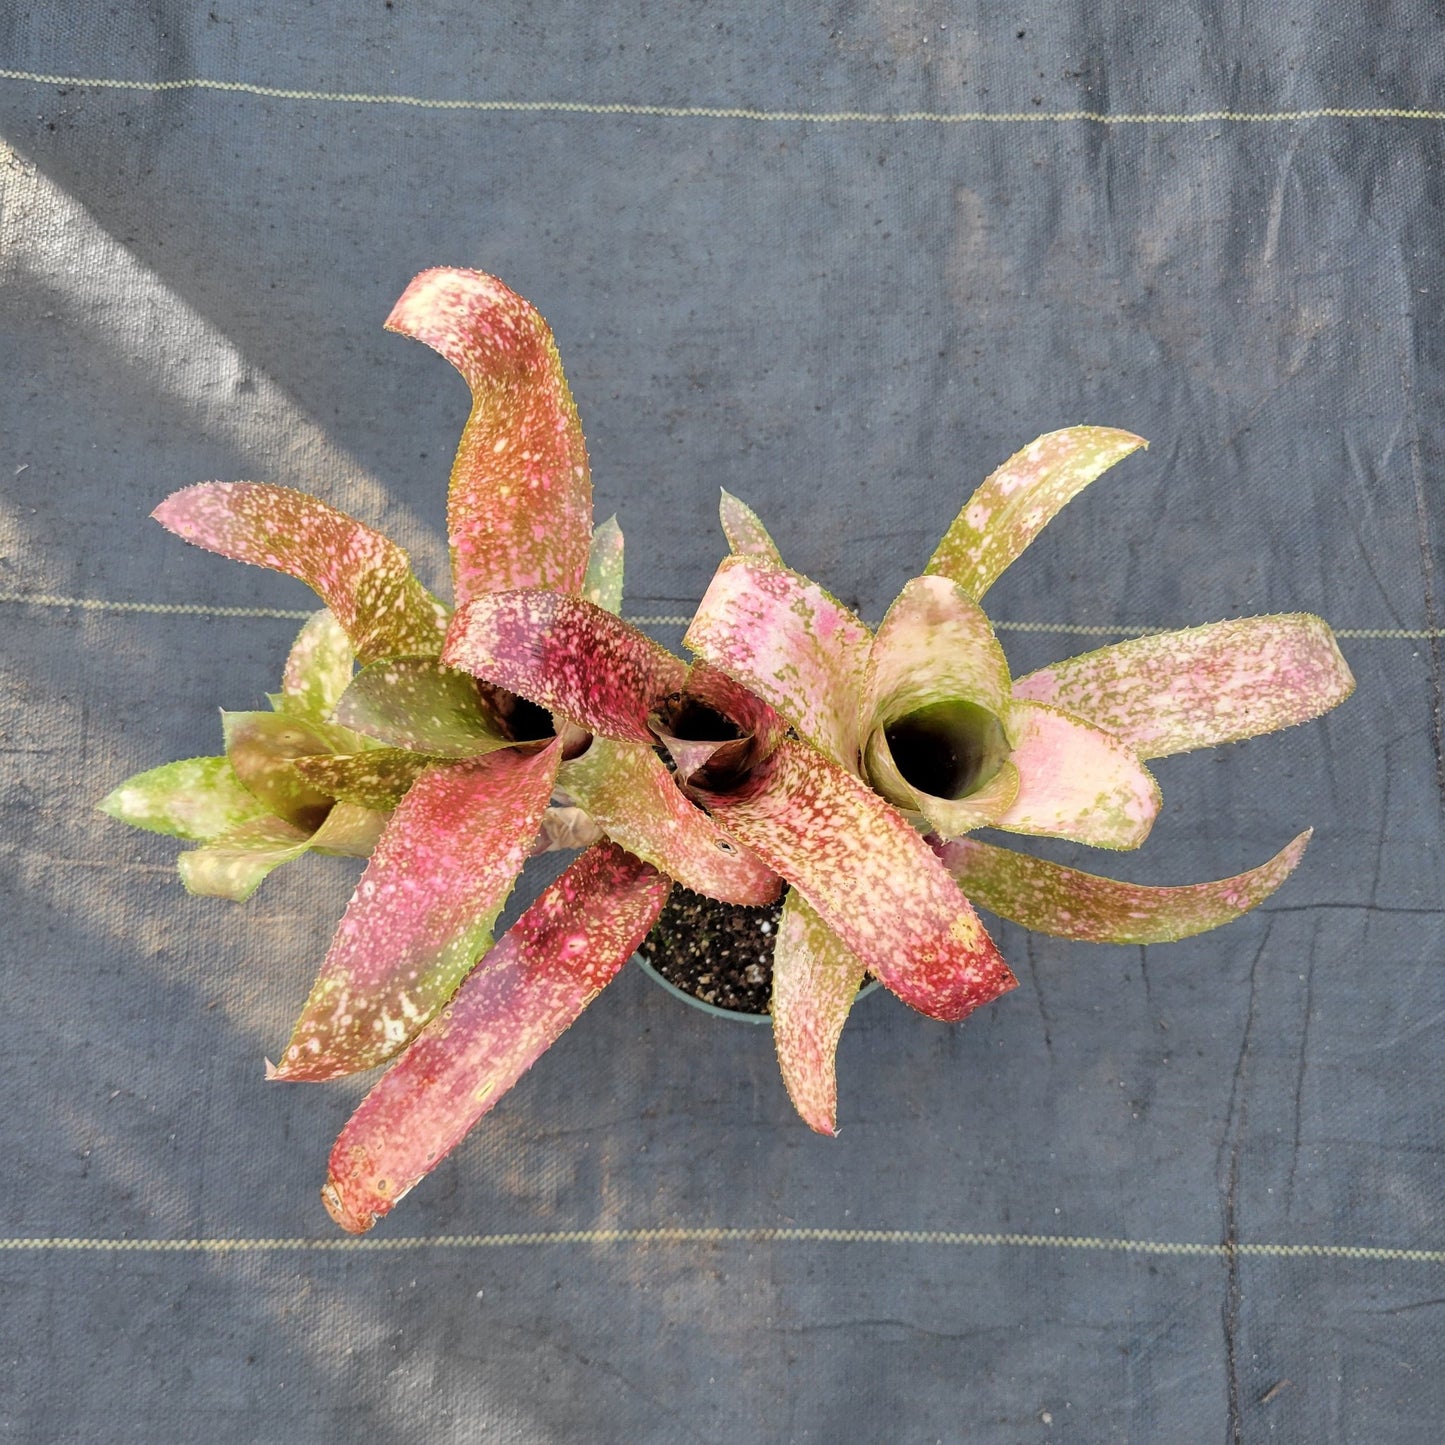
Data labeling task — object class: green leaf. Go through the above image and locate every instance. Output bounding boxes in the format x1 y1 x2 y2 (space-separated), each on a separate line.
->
222 711 340 831
933 831 1313 943
770 890 868 1137
582 516 625 614
321 842 671 1233
385 268 593 605
719 489 783 562
993 701 1161 850
306 801 389 857
1011 614 1356 759
557 736 780 905
177 815 313 901
271 743 562 1081
294 749 440 811
333 657 511 758
152 483 449 663
925 427 1146 600
98 755 268 842
697 739 1016 1022
685 555 873 771
275 609 355 724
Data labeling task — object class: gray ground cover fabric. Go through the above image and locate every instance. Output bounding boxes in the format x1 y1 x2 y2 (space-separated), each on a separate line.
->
1 3 1442 1441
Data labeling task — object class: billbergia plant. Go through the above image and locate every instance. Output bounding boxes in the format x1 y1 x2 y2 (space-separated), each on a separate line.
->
103 272 1354 1233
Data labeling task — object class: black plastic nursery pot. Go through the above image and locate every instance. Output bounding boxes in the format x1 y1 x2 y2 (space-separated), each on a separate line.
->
634 885 879 1023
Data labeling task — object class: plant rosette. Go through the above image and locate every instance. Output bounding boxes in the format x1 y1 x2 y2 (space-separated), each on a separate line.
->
447 426 1355 1141
103 270 1355 1235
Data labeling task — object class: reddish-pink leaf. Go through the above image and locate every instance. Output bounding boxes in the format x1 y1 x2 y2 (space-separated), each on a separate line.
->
1011 614 1356 759
272 743 561 1081
153 483 448 663
557 736 780 905
933 831 1312 944
386 268 592 604
445 589 687 743
686 554 873 770
770 891 868 1136
698 739 1016 1022
322 842 670 1233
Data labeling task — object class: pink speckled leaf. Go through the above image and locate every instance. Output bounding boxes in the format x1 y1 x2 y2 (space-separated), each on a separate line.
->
995 701 1161 850
321 841 670 1233
933 831 1312 943
685 555 873 770
1010 615 1355 759
333 657 511 758
698 739 1016 1022
557 736 780 905
274 609 355 724
770 891 868 1136
386 268 591 605
582 516 625 614
718 489 783 562
925 427 1146 601
98 755 268 842
272 743 562 1081
445 590 687 744
153 484 449 663
862 576 1012 727
859 574 1015 817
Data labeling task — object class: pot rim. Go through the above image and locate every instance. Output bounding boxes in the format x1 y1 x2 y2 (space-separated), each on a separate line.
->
631 952 881 1025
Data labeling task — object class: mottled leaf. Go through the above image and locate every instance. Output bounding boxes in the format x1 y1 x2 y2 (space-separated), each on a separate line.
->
321 842 670 1233
98 755 268 842
719 489 783 562
306 801 390 858
445 590 687 744
178 815 312 901
582 516 625 614
1010 614 1356 759
698 739 1015 1022
385 267 592 605
934 831 1312 943
685 555 873 770
153 483 449 663
333 657 510 758
222 711 339 831
294 748 439 811
533 806 605 853
276 609 355 724
272 743 562 1081
558 736 780 905
863 575 1012 728
925 427 1146 600
770 891 868 1136
995 701 1160 849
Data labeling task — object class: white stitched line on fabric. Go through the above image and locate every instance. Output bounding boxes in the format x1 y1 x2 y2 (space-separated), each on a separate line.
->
1 71 1444 125
0 593 1434 639
0 1228 1441 1261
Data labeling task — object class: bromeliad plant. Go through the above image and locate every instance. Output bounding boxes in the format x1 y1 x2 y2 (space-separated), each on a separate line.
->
101 269 779 1229
439 426 1355 1146
104 270 1354 1236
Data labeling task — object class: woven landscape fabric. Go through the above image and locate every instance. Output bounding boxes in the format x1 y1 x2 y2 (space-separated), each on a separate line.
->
1 3 1442 1441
